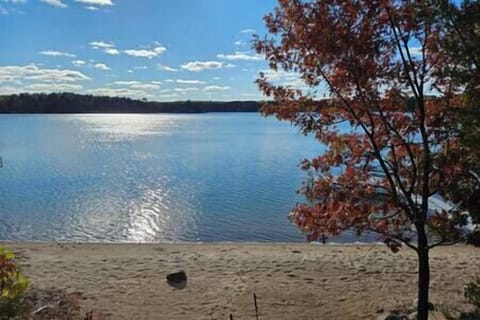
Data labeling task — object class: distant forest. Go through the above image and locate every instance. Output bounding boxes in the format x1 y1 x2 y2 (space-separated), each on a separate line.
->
0 93 260 113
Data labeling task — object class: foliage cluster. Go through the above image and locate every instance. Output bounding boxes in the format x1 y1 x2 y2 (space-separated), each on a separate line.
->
0 246 30 319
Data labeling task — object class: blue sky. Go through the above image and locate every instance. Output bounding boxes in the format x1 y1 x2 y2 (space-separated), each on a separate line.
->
0 0 288 101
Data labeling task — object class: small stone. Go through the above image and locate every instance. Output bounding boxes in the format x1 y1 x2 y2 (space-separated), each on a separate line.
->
166 270 187 289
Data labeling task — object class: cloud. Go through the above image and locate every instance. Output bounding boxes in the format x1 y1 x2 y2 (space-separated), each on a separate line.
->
0 64 90 83
180 61 225 72
124 46 166 59
157 64 178 72
234 40 246 46
258 69 308 90
176 79 205 84
217 51 263 61
25 83 83 91
75 0 114 6
86 87 149 98
0 86 23 94
113 81 141 86
130 83 159 90
173 87 198 92
72 60 86 67
90 41 114 49
94 63 110 71
203 85 231 91
90 41 120 55
240 28 256 34
104 48 120 55
40 50 76 58
85 6 98 10
158 93 179 99
111 81 160 91
164 79 174 83
40 0 67 8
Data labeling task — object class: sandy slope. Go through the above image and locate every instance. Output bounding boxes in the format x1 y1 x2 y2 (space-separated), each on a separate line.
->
4 243 479 320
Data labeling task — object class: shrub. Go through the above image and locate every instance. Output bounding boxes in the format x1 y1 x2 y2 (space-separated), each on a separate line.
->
0 246 30 318
465 278 480 308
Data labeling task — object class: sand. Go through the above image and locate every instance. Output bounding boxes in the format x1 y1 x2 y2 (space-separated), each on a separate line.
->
3 242 479 320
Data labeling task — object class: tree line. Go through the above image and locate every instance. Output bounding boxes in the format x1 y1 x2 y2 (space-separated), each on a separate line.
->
0 93 260 113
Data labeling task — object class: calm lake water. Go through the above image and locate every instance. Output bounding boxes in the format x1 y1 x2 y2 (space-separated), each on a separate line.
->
0 113 337 242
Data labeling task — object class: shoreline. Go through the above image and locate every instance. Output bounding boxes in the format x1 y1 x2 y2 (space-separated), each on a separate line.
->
3 242 479 319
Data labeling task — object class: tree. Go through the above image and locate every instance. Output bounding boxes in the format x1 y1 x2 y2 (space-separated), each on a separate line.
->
254 1 478 319
438 0 480 238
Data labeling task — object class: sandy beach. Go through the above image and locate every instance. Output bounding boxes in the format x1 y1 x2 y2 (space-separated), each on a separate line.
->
4 243 479 319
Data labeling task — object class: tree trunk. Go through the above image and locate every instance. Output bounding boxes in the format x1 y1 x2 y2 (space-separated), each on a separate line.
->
416 227 430 320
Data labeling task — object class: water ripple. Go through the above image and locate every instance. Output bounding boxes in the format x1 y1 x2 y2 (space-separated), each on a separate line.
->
0 114 361 243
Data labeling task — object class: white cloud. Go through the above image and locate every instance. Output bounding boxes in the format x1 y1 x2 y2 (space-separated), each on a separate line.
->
40 50 76 58
176 79 205 84
0 86 23 94
180 61 225 72
104 48 120 55
72 60 86 67
75 0 114 6
130 83 159 90
258 69 309 89
113 81 140 85
111 81 160 91
90 41 120 55
240 28 256 34
157 64 178 72
90 41 114 49
40 0 67 8
173 87 198 92
217 51 263 61
85 6 98 10
25 83 83 91
158 93 179 99
234 40 246 46
124 46 166 59
0 64 90 83
203 85 231 91
94 63 110 71
86 87 148 98
164 79 174 83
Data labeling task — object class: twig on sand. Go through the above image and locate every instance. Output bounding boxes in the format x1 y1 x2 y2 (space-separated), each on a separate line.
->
254 293 259 320
32 305 50 314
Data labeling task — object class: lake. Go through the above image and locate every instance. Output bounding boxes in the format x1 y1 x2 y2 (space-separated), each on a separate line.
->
0 113 350 243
